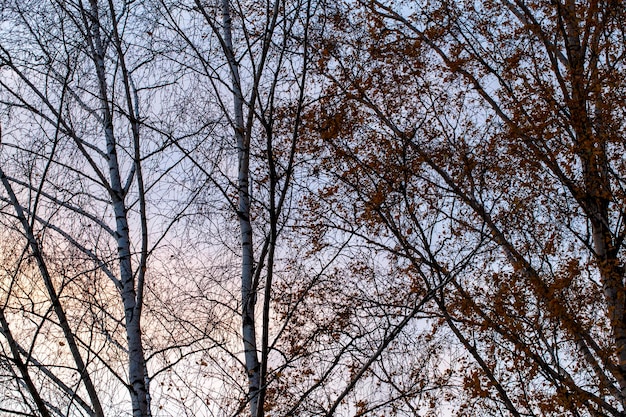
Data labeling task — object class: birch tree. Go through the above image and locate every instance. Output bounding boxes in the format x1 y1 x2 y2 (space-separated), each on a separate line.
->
152 0 317 414
0 1 205 415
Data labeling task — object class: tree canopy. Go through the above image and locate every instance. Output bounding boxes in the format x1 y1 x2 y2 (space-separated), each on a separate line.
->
0 0 625 416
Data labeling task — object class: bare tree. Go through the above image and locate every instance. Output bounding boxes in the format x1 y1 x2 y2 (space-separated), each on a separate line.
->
152 0 318 414
0 0 204 415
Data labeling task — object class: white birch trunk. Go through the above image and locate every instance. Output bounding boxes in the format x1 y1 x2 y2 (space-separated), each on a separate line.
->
86 1 150 414
221 0 261 414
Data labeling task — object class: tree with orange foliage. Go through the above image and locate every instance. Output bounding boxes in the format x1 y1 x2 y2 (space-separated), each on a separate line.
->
311 0 626 415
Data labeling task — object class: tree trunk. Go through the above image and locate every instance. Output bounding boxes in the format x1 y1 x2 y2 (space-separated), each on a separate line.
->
220 0 261 414
86 0 149 413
